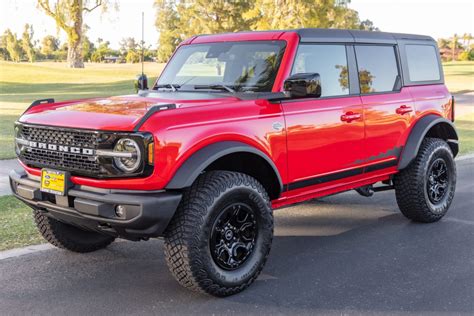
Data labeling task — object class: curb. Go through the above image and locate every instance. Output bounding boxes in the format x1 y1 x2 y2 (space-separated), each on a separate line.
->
0 244 54 260
456 153 474 161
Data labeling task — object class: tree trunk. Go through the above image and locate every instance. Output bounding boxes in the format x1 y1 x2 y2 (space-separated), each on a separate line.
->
67 0 84 68
68 38 84 68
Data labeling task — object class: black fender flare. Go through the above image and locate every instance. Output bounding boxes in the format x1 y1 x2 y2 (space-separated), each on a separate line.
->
398 114 458 170
165 141 283 193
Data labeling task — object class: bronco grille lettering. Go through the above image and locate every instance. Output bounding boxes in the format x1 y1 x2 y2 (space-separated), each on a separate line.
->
16 138 95 156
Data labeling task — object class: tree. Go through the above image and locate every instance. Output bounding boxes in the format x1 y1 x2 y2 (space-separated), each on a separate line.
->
82 35 94 61
37 0 114 68
359 19 380 31
452 34 458 61
5 29 22 62
154 0 378 62
0 32 10 60
180 0 253 35
90 40 112 62
126 50 141 63
21 24 36 62
41 35 60 56
155 0 181 62
119 37 138 56
244 0 370 30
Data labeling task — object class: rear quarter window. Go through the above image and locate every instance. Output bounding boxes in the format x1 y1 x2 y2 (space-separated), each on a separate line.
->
405 44 441 82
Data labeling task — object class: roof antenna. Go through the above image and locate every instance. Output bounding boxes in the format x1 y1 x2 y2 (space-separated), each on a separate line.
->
141 11 144 77
135 11 148 93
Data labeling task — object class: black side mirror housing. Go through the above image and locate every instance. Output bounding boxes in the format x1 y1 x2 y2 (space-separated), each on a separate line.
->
283 73 322 98
134 74 148 92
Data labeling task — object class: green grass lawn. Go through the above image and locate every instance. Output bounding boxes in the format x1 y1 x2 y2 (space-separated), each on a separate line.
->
0 195 43 251
443 61 474 94
456 113 474 155
0 61 164 159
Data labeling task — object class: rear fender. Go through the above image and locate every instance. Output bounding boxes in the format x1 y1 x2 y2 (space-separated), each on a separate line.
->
398 114 458 170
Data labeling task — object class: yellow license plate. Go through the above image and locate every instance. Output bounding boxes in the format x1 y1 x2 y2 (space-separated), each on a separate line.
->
41 169 67 195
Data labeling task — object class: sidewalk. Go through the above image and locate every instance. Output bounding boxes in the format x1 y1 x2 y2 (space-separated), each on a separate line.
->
0 159 19 196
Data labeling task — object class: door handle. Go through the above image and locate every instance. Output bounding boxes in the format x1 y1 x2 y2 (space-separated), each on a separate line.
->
341 111 361 123
396 105 413 115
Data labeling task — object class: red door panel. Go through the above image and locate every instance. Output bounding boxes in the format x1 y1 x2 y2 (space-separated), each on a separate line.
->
282 96 365 184
362 88 415 167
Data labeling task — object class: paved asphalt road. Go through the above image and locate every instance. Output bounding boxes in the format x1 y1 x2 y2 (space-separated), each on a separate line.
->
0 158 473 315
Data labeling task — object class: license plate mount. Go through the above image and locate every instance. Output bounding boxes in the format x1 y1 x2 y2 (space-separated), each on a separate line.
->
40 169 69 196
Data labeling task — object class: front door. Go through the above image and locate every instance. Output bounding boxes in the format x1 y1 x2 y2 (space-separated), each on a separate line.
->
282 44 366 191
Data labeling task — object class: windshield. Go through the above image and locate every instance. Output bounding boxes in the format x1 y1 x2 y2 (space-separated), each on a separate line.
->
156 41 286 93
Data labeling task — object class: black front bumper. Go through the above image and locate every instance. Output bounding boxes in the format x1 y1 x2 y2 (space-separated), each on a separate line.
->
9 169 182 240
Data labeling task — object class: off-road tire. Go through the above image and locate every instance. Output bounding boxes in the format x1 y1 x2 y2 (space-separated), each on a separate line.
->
164 171 274 297
34 210 115 253
394 137 456 223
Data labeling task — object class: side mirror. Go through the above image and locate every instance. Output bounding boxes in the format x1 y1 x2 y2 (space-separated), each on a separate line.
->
134 74 148 92
283 73 321 98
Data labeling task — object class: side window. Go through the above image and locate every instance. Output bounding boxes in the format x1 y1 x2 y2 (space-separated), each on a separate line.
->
292 44 349 97
405 44 440 82
355 45 399 94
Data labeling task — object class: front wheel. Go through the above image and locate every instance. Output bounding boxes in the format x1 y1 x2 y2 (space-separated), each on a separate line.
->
34 210 115 253
164 171 274 296
394 138 456 222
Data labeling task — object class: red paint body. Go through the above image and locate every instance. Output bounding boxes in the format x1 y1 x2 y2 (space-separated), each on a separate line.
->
18 31 452 209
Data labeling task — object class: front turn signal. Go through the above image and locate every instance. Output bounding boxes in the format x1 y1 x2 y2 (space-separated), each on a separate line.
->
148 142 154 164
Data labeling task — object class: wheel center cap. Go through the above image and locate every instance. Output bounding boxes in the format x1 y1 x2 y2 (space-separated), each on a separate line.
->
224 230 234 240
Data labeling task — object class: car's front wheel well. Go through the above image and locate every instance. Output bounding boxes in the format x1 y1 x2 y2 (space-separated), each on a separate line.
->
204 152 281 200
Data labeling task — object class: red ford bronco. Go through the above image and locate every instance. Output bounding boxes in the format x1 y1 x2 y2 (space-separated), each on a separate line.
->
10 29 458 296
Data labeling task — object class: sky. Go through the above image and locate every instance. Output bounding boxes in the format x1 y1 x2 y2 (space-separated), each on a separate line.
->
0 0 473 49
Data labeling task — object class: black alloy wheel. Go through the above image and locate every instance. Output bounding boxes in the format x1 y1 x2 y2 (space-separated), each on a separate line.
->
426 158 449 204
210 202 258 270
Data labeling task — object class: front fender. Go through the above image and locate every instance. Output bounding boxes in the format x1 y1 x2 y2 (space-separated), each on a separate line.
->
165 141 283 191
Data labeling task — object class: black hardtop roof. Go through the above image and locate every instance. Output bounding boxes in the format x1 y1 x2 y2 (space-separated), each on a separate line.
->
294 28 435 43
194 28 435 44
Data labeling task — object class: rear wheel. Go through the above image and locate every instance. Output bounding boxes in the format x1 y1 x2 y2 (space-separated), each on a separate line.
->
394 138 456 222
34 210 115 253
164 171 273 296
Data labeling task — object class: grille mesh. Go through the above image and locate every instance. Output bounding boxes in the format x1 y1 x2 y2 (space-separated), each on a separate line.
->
18 125 101 174
21 125 98 148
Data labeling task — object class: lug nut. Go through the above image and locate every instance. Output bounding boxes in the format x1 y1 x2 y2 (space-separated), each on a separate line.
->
115 205 126 218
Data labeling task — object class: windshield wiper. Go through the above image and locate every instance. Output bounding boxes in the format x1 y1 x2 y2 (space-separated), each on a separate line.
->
155 83 180 91
193 84 236 93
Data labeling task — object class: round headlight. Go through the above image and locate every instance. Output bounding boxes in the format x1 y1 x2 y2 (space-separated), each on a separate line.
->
113 138 141 173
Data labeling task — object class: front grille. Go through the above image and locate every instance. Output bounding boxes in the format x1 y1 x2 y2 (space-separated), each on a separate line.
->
17 124 101 175
21 125 98 148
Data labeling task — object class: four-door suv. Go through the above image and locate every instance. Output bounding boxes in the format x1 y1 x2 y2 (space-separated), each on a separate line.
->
10 29 457 296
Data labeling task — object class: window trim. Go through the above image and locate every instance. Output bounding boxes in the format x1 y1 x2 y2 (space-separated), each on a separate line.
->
289 43 352 98
354 43 403 96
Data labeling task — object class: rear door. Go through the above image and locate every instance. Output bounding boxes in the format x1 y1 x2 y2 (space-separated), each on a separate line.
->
282 44 366 191
355 45 416 172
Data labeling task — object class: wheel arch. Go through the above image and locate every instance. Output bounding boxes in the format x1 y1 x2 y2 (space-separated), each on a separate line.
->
165 141 283 199
398 114 458 170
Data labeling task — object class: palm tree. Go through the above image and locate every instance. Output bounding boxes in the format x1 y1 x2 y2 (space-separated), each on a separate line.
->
452 34 458 61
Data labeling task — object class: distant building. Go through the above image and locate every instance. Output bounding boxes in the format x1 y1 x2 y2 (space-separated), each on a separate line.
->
103 56 121 63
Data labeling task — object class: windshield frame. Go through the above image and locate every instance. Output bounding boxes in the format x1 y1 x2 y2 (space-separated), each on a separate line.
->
153 40 288 93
